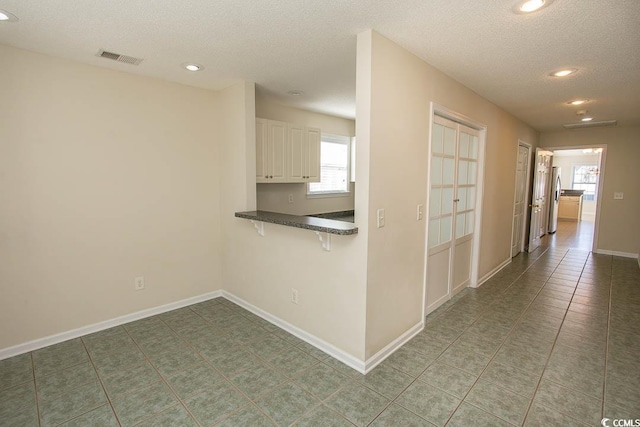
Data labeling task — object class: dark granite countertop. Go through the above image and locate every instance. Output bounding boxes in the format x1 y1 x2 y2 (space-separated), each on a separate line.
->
235 211 358 235
561 189 585 196
307 210 355 223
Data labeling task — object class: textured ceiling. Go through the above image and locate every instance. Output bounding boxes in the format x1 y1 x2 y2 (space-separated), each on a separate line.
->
1 0 639 131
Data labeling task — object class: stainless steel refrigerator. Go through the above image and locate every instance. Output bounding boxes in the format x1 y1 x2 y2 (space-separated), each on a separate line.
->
548 167 562 233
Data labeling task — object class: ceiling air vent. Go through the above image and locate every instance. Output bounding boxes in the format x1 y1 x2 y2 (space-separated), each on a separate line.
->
563 120 617 130
96 49 143 66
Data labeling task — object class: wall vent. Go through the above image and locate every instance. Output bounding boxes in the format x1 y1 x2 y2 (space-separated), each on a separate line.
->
96 49 143 66
563 120 617 129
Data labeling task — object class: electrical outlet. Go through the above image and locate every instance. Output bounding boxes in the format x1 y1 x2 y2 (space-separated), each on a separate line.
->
134 276 145 291
613 192 624 200
291 288 299 304
288 194 294 204
417 204 424 221
377 208 385 228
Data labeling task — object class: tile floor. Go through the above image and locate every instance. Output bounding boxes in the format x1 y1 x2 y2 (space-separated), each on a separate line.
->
1 221 639 426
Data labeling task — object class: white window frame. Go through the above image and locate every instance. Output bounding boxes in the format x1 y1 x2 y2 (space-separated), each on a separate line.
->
307 133 351 198
571 164 598 201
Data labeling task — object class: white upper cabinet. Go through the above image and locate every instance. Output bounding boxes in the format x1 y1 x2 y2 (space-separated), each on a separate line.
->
288 124 320 183
288 124 305 182
306 127 320 182
257 118 320 184
256 119 287 183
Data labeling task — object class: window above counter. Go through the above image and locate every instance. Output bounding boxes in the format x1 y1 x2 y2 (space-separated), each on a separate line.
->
308 134 351 197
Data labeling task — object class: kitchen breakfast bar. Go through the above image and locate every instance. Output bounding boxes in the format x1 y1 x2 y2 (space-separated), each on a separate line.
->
235 210 358 251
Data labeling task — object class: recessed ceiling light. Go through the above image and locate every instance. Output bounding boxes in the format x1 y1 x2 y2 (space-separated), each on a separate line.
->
183 63 203 72
550 68 578 77
287 90 304 96
581 117 593 122
0 9 19 22
567 99 589 106
513 0 553 13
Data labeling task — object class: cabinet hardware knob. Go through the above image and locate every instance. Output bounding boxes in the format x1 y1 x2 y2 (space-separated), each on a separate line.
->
453 198 460 202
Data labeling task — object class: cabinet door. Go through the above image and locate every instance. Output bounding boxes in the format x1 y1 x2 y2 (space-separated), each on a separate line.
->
288 124 305 182
306 127 321 182
558 198 579 220
256 119 269 182
269 120 287 182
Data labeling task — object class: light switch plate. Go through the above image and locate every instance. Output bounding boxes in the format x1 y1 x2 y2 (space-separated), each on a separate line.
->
417 204 424 221
614 192 624 200
377 208 385 228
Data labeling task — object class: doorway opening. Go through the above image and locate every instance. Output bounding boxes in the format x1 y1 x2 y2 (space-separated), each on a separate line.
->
527 145 605 253
547 147 604 251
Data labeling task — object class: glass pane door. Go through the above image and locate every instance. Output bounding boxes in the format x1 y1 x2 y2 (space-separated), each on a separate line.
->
429 122 456 250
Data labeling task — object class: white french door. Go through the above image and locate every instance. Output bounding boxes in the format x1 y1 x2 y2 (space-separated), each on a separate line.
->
426 115 481 313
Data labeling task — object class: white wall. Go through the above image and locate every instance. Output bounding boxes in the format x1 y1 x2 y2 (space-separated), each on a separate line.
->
221 84 369 362
255 99 356 215
541 126 640 256
358 31 540 358
256 99 355 136
0 45 223 350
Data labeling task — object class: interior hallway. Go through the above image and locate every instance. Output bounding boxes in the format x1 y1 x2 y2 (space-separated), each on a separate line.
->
546 218 595 252
1 221 638 426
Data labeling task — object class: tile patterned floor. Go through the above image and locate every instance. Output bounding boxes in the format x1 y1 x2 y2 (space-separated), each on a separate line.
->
1 223 639 426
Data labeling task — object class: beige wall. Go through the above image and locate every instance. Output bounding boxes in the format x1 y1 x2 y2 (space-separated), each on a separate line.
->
541 126 640 256
0 45 223 350
256 183 355 216
255 99 356 215
359 31 540 358
221 84 369 361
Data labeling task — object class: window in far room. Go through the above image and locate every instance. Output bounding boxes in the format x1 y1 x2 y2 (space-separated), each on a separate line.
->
572 164 598 201
308 134 350 196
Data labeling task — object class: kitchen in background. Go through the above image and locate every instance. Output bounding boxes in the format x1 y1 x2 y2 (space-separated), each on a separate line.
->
254 100 356 222
551 148 603 222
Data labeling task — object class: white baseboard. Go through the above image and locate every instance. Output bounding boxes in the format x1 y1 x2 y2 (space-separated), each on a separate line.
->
594 249 639 259
2 289 421 375
0 290 223 361
476 257 512 288
221 291 369 373
363 321 423 374
425 293 451 316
